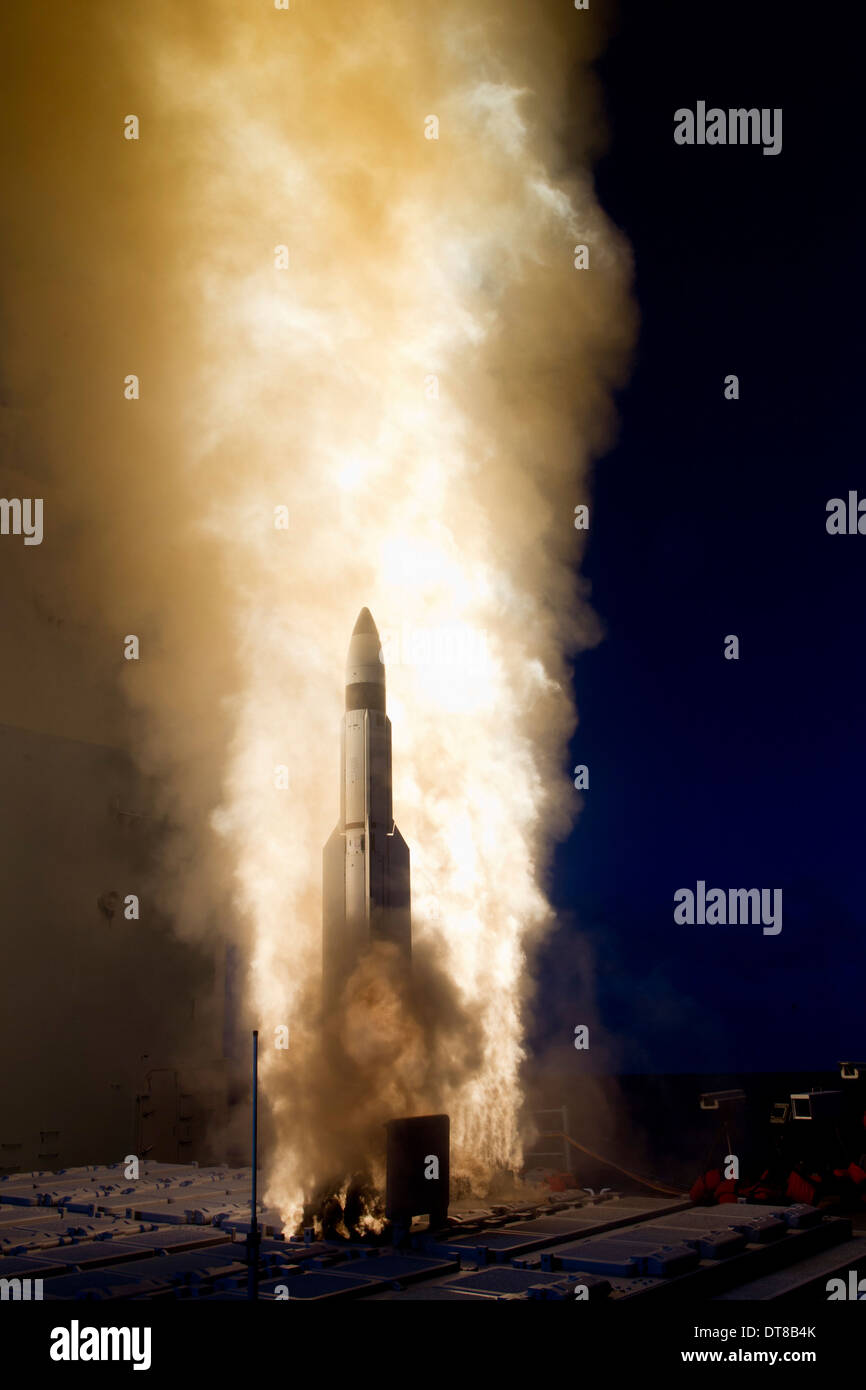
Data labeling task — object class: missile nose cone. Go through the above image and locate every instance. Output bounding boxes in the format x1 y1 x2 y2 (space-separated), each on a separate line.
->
352 607 379 640
346 606 386 711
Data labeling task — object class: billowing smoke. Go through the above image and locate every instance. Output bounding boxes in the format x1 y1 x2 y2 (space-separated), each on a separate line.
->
1 1 635 1228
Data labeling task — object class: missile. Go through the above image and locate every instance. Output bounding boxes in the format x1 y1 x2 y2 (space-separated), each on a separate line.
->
323 608 411 1007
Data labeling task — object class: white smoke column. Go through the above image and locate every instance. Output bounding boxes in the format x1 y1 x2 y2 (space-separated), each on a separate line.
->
135 0 636 1226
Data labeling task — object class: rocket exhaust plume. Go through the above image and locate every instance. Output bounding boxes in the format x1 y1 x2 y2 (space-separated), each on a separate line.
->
1 1 636 1230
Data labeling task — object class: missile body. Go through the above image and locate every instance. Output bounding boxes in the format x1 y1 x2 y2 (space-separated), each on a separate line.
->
323 609 411 1007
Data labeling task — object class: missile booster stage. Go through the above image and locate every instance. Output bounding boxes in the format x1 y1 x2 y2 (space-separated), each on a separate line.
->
323 608 411 1007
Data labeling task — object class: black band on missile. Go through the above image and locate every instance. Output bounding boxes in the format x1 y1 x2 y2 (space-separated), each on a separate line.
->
346 681 386 712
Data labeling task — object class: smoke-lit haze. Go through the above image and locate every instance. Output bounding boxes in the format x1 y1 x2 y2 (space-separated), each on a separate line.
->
1 1 635 1228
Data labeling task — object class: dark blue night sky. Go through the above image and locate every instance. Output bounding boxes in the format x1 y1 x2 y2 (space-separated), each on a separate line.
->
537 1 865 1074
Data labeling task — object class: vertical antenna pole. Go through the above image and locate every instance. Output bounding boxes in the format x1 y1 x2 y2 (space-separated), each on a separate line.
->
247 1028 260 1299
